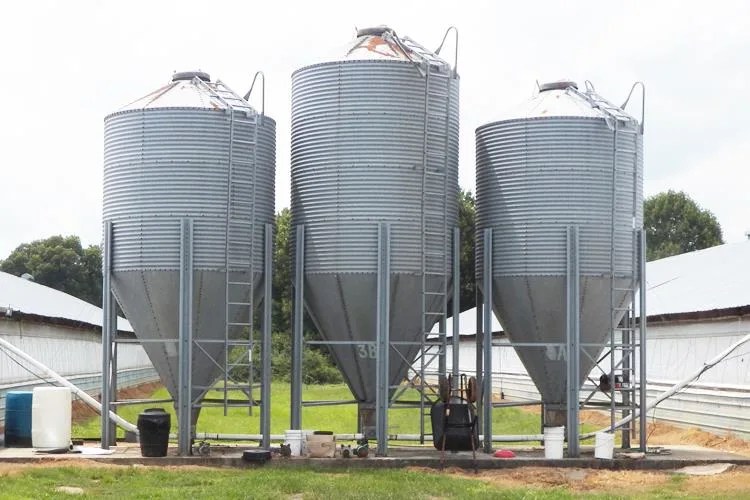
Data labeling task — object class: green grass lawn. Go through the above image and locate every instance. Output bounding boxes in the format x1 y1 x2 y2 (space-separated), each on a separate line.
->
74 383 598 443
0 466 723 499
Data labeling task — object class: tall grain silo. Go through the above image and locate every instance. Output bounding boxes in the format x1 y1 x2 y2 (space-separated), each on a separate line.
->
102 71 275 449
476 80 644 428
291 26 459 434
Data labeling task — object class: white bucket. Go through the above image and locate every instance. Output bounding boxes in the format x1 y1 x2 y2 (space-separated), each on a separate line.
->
284 430 305 457
594 432 615 459
543 426 565 459
32 387 72 449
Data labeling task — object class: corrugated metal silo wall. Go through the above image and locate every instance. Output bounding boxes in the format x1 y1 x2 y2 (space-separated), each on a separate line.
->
104 108 275 272
291 60 459 403
103 107 275 412
475 116 643 406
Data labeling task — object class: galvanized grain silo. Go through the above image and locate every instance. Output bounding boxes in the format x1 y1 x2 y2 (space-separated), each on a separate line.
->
291 27 459 430
476 80 643 426
103 71 275 431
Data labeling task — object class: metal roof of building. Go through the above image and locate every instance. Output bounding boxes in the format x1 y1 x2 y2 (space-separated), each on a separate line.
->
645 240 750 317
0 271 132 332
435 241 750 337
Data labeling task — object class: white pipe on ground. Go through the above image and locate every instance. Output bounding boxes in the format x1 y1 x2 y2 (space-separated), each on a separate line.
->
581 332 750 440
0 337 139 434
192 432 543 442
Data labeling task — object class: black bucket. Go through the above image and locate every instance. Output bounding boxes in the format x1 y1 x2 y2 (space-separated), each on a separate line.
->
137 408 171 457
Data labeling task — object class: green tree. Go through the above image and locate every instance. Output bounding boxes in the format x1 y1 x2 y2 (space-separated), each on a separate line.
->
272 208 292 334
1 235 103 306
457 189 476 312
644 190 724 261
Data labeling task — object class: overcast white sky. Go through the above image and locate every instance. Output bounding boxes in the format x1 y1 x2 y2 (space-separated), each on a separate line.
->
0 1 748 258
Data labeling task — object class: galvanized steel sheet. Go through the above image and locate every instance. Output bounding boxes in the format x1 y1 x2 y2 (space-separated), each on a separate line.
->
291 57 459 403
103 76 276 413
475 101 643 406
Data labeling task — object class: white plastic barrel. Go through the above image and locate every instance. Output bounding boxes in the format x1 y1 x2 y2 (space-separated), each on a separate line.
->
284 429 305 457
543 426 565 459
32 387 72 449
594 432 615 459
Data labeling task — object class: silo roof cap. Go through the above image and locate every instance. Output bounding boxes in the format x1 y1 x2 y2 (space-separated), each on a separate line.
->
112 71 255 114
498 80 638 123
305 26 450 68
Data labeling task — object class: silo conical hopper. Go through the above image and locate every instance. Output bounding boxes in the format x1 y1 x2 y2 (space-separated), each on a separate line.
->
291 27 459 428
475 80 643 425
103 71 276 424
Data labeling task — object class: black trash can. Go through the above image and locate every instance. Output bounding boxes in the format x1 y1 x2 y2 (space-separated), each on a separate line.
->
137 408 170 457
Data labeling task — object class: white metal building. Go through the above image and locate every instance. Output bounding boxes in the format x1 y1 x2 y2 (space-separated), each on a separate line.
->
0 271 156 425
433 241 750 438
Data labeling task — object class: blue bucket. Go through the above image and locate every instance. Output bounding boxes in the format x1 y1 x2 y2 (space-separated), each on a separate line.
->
5 391 33 447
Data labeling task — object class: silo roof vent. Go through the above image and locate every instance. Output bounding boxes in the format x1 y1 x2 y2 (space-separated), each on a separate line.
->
356 25 394 37
539 80 578 92
171 71 211 82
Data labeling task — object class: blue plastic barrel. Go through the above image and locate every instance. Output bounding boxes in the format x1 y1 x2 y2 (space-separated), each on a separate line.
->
5 391 33 447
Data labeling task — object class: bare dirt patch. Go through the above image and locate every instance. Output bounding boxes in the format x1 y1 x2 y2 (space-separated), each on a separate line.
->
0 459 125 477
414 466 750 495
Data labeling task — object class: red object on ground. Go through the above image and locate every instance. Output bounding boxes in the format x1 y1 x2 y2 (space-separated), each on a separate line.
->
493 449 516 458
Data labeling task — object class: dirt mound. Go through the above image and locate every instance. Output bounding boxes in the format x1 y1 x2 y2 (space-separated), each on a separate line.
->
71 381 162 424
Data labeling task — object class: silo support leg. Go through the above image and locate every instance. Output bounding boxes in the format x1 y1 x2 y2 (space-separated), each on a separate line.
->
451 228 461 388
376 223 391 456
638 229 648 452
482 228 493 454
291 225 305 430
178 218 194 456
566 225 581 458
101 220 115 449
261 223 273 448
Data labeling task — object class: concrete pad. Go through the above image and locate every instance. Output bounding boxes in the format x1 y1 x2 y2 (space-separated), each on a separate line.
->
673 463 736 476
1 444 749 471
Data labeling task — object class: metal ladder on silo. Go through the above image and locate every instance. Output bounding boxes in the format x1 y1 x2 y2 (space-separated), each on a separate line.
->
209 80 260 416
573 86 640 438
417 63 452 442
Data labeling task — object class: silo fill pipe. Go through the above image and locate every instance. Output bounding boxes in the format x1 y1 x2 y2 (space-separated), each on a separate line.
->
0 337 139 434
581 332 750 440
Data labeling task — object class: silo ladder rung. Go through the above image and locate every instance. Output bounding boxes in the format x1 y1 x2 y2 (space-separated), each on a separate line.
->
424 271 446 276
423 291 445 296
228 301 253 306
227 322 251 327
424 250 446 257
428 90 450 99
228 281 253 286
228 219 253 226
613 287 636 292
228 258 252 264
424 311 445 317
425 152 447 160
231 179 254 186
